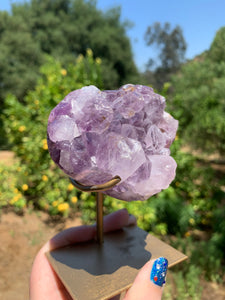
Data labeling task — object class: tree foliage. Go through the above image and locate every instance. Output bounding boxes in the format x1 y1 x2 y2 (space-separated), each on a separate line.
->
2 50 102 214
208 26 225 63
0 9 43 101
0 0 138 103
144 22 186 90
169 27 225 154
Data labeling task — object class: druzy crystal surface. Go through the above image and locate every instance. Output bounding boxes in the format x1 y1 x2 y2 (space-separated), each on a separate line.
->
47 84 178 201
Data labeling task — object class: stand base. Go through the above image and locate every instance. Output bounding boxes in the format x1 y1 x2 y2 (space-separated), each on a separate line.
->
46 226 187 300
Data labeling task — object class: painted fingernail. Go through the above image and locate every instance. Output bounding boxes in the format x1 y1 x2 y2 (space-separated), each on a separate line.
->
150 257 168 287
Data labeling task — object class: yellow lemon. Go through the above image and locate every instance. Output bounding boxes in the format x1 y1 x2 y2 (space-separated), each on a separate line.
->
22 184 28 191
42 175 48 182
61 69 67 76
52 200 58 207
96 57 102 65
189 218 195 225
18 125 26 132
58 203 69 212
71 196 78 204
86 48 93 56
67 183 74 191
42 139 48 150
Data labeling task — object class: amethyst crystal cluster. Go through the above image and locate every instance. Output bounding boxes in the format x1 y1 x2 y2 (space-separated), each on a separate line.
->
47 84 178 201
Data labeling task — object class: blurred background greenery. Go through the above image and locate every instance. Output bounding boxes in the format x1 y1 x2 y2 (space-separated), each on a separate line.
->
0 0 225 299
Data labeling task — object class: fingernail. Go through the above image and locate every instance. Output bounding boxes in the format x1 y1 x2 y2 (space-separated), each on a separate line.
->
128 214 136 226
150 257 168 287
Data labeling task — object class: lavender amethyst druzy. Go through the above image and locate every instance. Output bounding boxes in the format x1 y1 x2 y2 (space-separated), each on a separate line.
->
47 84 178 201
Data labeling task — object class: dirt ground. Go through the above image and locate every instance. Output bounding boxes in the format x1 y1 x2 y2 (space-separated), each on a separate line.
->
0 209 82 300
0 151 15 166
0 151 225 300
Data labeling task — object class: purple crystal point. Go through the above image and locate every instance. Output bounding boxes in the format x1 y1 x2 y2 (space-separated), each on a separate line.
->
47 84 178 201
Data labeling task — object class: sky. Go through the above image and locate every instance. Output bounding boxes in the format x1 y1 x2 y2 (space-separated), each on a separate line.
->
1 0 225 71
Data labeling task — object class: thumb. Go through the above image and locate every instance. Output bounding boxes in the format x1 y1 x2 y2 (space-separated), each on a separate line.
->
123 257 168 300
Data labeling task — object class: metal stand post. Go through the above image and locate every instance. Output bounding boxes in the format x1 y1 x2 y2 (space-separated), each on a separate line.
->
96 192 104 244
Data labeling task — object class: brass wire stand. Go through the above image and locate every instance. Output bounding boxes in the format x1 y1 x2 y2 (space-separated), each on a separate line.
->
70 176 121 244
46 176 187 300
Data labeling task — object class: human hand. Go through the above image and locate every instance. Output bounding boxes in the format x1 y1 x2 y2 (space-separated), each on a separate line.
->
30 209 167 300
29 209 136 300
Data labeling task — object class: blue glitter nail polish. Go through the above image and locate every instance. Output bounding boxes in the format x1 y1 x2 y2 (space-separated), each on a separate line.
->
150 257 168 287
